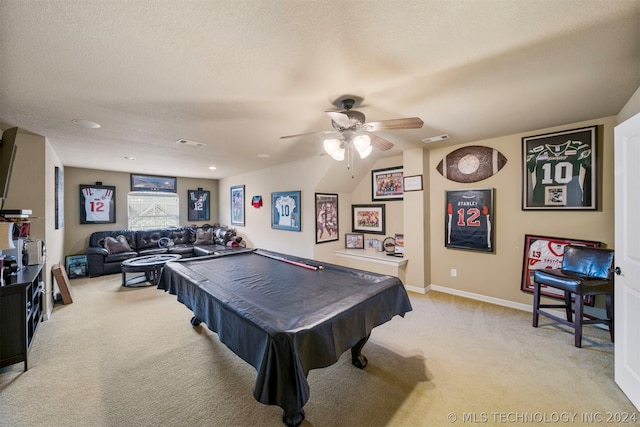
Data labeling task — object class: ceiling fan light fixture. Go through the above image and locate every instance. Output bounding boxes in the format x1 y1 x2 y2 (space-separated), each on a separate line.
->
352 134 371 158
357 145 373 159
323 139 345 161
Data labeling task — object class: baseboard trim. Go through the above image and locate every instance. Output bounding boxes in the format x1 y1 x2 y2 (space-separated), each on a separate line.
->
428 284 532 312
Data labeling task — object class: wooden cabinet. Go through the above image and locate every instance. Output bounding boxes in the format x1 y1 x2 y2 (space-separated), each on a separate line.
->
0 263 44 371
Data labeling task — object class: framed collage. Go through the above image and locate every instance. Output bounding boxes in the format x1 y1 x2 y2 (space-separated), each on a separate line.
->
372 166 403 201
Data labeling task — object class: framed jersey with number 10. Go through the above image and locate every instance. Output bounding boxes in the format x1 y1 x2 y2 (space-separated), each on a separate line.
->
80 185 116 224
522 125 597 210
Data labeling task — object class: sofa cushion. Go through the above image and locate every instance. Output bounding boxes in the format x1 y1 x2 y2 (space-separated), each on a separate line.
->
103 235 133 254
194 228 214 245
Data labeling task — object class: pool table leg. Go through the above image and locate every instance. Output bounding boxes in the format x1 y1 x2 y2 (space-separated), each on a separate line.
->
351 334 370 369
282 408 305 426
190 316 202 326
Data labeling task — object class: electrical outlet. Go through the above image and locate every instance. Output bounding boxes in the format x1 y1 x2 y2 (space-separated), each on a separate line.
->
451 268 457 277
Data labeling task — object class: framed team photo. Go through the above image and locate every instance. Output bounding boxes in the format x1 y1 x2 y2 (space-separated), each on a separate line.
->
444 188 494 252
372 166 403 201
187 189 210 222
271 191 301 231
79 184 116 224
522 125 597 210
352 204 385 235
230 185 245 226
520 234 601 306
315 193 339 243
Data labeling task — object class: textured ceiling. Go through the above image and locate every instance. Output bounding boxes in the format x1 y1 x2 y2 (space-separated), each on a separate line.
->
1 0 638 180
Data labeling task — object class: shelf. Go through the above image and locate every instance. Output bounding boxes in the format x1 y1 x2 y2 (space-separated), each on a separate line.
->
335 249 408 267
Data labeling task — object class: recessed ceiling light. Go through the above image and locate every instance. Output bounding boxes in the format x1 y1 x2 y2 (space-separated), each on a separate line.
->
422 134 450 143
124 156 136 160
72 119 101 129
257 154 270 158
176 138 206 147
208 166 217 170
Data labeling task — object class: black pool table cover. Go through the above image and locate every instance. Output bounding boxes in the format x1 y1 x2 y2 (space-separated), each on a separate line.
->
158 248 412 422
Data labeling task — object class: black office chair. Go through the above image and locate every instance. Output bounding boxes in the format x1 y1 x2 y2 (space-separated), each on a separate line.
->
532 245 615 348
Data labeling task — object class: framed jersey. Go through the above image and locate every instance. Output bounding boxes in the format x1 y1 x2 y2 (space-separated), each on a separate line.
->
271 191 301 232
520 234 601 306
188 189 211 222
522 125 597 210
80 184 116 224
445 188 494 252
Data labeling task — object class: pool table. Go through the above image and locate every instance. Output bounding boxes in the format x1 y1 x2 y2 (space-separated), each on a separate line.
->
157 248 412 426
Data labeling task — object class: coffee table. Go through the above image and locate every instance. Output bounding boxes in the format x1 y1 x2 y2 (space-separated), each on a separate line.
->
121 254 182 287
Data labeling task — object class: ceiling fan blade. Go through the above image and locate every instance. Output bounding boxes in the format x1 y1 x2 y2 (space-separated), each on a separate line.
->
280 130 338 139
325 111 352 129
362 117 424 131
362 131 394 151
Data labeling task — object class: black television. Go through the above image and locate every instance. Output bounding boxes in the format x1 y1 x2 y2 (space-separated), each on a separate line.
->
0 127 18 200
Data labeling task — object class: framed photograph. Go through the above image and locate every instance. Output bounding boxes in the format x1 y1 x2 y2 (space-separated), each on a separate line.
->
372 166 403 201
521 234 601 306
130 174 177 192
315 193 339 243
522 125 597 210
230 185 245 226
272 191 301 231
187 189 210 221
55 166 64 229
345 233 364 249
80 185 116 224
445 188 494 252
65 255 88 279
403 175 423 192
352 204 385 235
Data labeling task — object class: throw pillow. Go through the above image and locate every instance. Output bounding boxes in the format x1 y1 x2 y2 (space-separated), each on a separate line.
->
103 235 133 254
194 228 214 245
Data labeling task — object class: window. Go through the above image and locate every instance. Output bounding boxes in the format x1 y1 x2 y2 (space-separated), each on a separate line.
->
127 192 179 230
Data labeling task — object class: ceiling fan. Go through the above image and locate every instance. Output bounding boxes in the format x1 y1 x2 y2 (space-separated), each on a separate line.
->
280 97 424 162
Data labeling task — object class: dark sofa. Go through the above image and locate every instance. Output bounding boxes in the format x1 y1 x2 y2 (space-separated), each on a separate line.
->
85 225 241 277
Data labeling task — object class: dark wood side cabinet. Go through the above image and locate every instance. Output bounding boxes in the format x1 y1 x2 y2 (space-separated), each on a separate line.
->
0 263 44 371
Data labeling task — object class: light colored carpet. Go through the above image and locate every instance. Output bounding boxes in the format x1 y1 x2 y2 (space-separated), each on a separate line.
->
0 274 636 426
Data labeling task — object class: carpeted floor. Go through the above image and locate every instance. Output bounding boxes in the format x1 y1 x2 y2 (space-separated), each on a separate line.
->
0 274 636 426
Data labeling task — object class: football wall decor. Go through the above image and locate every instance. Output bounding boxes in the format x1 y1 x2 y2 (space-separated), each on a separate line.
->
436 145 507 183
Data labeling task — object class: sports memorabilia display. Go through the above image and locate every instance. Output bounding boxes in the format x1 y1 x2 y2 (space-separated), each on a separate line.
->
315 193 339 243
188 189 210 222
80 184 116 224
445 188 494 252
520 234 600 306
271 191 301 231
436 146 507 183
371 166 403 201
230 185 245 226
522 126 597 210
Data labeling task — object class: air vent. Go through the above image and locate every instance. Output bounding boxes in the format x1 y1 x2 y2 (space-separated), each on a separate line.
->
175 138 206 147
422 134 450 143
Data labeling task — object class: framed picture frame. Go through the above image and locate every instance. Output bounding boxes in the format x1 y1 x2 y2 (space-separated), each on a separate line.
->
130 174 177 192
522 125 597 210
271 191 301 231
230 185 245 226
315 193 339 243
80 185 116 224
187 189 210 221
445 188 494 252
403 175 423 192
65 255 88 279
345 233 364 249
55 166 64 229
352 204 385 235
372 166 403 201
521 234 601 306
